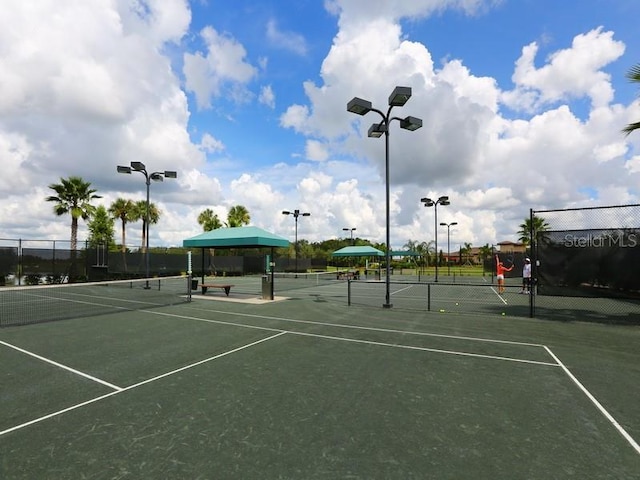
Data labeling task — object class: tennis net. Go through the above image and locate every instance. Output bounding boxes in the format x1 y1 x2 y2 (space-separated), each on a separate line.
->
272 271 345 292
0 276 191 327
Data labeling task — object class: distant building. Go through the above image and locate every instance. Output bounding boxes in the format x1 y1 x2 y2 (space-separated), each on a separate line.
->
443 241 527 265
496 241 527 254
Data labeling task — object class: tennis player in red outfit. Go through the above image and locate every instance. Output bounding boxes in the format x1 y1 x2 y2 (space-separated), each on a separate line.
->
495 255 513 294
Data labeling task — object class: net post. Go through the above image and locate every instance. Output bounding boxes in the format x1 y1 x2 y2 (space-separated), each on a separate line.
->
427 283 431 311
187 251 192 302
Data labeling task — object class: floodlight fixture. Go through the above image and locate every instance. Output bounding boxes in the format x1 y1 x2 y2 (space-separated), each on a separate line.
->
400 116 422 131
347 97 372 116
368 123 386 138
421 195 452 282
283 209 311 275
347 86 421 308
388 86 412 106
439 221 458 277
116 161 177 284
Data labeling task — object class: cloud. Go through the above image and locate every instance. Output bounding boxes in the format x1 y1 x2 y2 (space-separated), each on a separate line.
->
183 26 258 109
503 27 626 111
259 85 276 108
266 19 308 56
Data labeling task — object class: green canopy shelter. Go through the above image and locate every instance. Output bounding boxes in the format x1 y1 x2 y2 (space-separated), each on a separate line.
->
331 246 385 257
183 226 289 299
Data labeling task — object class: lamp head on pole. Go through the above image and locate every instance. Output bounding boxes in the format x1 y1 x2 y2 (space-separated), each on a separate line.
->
400 116 422 131
368 123 386 138
421 197 435 207
117 165 131 174
130 161 145 171
388 86 412 106
347 97 372 115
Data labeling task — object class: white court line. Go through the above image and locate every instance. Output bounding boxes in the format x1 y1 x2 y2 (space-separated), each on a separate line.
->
164 306 545 348
544 346 640 455
167 308 640 454
288 330 558 367
491 286 508 304
0 332 286 437
0 340 123 391
389 284 414 295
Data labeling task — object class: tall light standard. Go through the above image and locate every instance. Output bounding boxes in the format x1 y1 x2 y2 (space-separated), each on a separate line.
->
347 86 422 308
117 161 177 283
282 209 310 275
343 227 356 245
439 221 457 277
421 196 450 282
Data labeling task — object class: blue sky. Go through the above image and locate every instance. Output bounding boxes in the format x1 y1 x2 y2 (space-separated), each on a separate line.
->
1 0 639 251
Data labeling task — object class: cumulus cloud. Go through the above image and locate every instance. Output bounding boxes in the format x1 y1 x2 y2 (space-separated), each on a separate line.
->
503 27 625 111
183 26 258 109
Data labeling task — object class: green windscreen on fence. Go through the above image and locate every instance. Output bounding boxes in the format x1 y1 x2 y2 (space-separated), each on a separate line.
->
0 276 190 327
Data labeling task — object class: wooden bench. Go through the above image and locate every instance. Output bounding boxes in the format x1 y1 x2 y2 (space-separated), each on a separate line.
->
201 284 234 296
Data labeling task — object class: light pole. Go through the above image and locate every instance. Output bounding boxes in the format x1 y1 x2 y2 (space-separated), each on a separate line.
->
439 221 457 277
347 86 422 308
343 227 356 245
117 161 177 284
282 209 310 276
421 196 450 282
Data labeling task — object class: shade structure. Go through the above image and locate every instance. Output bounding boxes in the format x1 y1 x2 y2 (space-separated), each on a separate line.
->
183 226 289 249
332 246 385 257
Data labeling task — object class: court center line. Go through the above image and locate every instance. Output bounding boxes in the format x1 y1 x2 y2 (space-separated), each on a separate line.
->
0 332 286 437
0 339 123 391
543 346 640 456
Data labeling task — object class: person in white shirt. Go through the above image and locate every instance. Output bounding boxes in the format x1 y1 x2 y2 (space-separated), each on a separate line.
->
521 257 532 294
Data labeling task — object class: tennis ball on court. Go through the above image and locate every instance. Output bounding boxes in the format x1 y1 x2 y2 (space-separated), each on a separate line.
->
455 302 459 306
439 309 445 313
501 312 506 316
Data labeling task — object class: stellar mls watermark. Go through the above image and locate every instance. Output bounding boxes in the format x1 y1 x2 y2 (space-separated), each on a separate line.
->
563 232 638 248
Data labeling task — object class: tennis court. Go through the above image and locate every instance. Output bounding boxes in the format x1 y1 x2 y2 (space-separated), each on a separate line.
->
1 275 639 479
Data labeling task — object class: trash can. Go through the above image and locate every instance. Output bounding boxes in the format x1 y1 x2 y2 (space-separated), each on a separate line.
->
261 275 271 300
191 278 198 291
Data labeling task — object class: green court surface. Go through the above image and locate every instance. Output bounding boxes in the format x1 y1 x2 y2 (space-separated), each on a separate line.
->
1 277 639 479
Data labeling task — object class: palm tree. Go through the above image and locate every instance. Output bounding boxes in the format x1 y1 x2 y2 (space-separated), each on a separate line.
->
518 215 550 247
460 242 473 265
46 176 102 251
109 198 136 253
226 205 250 227
133 200 160 252
622 63 640 136
414 240 434 268
197 208 223 232
87 205 115 248
478 243 493 274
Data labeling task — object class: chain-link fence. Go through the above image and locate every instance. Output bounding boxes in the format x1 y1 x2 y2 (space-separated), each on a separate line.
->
531 204 640 324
